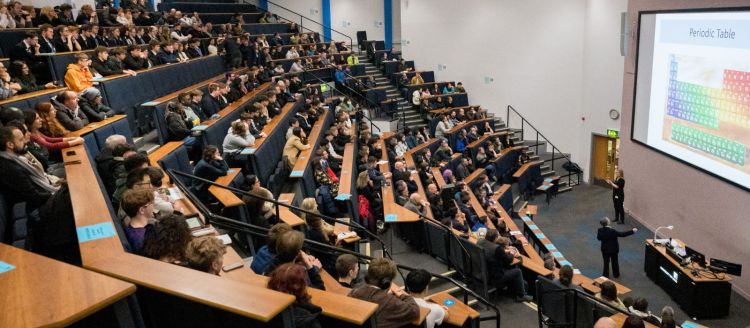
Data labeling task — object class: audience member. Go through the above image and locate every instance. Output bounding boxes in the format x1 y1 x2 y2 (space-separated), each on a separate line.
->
348 258 419 328
120 188 155 253
250 223 293 274
595 280 627 312
141 213 191 265
191 145 228 202
266 230 325 290
64 53 100 94
52 90 90 131
335 254 359 287
9 61 55 94
186 236 227 275
405 269 448 328
283 127 310 170
268 263 323 328
478 230 533 302
79 89 115 122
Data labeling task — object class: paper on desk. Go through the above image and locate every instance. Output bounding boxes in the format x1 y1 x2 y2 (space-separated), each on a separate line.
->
216 234 232 245
376 160 389 165
337 231 358 240
168 187 184 201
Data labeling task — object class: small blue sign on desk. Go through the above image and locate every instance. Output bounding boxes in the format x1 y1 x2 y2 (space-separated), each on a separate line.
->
385 214 397 222
535 233 545 239
335 193 351 201
77 222 117 243
241 148 256 155
0 261 15 274
521 216 531 222
559 260 572 267
552 251 563 258
540 185 549 190
141 101 159 106
191 125 208 131
528 224 538 230
544 243 556 250
290 170 304 177
443 299 455 306
227 169 236 173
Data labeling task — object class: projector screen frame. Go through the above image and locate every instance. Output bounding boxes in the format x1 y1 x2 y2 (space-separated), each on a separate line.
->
630 6 750 193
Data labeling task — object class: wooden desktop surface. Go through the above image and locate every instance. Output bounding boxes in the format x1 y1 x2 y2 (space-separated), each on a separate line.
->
337 143 354 200
512 160 543 178
276 193 306 227
290 108 329 177
0 87 67 106
64 144 296 322
209 168 244 207
66 114 126 138
0 243 135 328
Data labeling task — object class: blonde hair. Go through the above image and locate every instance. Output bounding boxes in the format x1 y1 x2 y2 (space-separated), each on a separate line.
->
185 236 227 273
356 171 369 189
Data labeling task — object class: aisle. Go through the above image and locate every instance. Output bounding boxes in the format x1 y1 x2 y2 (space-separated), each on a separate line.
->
528 184 750 328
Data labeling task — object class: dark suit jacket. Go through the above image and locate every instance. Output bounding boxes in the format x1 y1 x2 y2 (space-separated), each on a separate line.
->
123 54 148 71
597 226 634 254
0 156 53 209
200 96 222 117
39 37 57 53
10 42 39 65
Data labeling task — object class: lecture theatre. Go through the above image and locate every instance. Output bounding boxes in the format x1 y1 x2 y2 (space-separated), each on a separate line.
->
2 0 749 327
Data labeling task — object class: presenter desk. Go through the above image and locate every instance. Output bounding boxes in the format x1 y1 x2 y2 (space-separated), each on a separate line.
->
644 239 731 319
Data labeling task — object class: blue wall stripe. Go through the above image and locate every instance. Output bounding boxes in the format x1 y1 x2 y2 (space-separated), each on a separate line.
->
259 0 268 11
322 0 332 42
384 0 392 49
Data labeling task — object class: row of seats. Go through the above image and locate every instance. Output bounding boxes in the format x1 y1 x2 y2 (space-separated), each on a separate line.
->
158 2 260 13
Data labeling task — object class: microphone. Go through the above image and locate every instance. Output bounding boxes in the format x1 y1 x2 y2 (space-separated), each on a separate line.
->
654 225 674 245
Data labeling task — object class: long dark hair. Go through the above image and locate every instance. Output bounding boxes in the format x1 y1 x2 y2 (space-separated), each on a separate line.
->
202 145 218 162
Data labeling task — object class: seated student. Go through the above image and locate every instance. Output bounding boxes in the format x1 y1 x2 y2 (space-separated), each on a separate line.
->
186 236 227 275
366 156 391 189
405 269 448 328
112 157 151 205
265 230 325 290
659 306 676 328
449 207 470 235
223 120 255 163
268 263 323 328
157 41 182 64
242 174 277 226
349 258 419 328
191 145 228 203
91 46 136 77
64 53 99 94
283 127 311 170
145 167 177 216
628 298 660 326
335 254 359 287
404 193 429 217
79 90 115 122
251 223 293 274
9 61 56 94
301 198 337 274
595 280 627 312
25 106 83 163
141 214 192 265
395 180 409 206
553 265 583 291
622 315 646 328
164 101 194 142
147 41 162 66
124 45 150 70
200 83 223 118
52 90 90 131
120 188 155 253
478 230 533 302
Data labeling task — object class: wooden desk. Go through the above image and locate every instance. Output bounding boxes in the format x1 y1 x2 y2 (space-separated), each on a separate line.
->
577 276 631 295
610 313 658 328
512 160 543 179
65 114 127 138
379 133 421 223
334 220 361 244
141 68 246 107
64 145 296 322
276 193 305 227
0 86 67 106
431 167 446 188
429 292 478 327
247 100 296 152
290 108 329 177
209 168 244 207
202 82 272 128
336 143 354 200
0 243 135 328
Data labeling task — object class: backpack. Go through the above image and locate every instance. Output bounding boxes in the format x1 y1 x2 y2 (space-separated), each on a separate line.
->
358 194 371 221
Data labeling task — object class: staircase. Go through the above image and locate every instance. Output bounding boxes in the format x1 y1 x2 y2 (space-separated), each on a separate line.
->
356 53 427 129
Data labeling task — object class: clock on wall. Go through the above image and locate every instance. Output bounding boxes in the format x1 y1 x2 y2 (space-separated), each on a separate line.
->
609 109 620 120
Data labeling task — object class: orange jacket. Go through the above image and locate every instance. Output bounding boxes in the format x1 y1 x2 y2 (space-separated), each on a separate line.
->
64 63 94 93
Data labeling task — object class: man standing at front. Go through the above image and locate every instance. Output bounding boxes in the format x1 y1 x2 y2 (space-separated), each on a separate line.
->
597 217 636 278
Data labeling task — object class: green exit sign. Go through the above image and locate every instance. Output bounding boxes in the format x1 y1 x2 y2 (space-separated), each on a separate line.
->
607 129 619 138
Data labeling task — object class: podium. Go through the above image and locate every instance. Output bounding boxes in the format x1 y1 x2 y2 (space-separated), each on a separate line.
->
644 239 731 319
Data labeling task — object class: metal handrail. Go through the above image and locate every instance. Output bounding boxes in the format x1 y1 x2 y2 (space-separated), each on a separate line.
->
287 65 382 133
535 280 635 328
245 0 354 51
167 169 393 260
167 169 500 328
506 105 582 186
